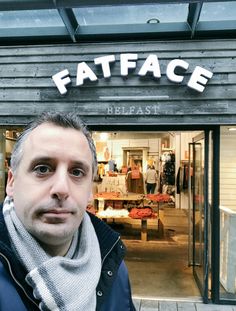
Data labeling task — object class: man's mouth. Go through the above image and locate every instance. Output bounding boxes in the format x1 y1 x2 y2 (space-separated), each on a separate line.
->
45 209 72 214
40 209 73 223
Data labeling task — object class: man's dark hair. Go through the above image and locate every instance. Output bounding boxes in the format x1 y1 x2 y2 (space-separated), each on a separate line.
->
10 112 97 177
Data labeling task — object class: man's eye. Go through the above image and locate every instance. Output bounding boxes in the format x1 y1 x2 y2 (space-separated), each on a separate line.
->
33 165 51 175
71 168 84 177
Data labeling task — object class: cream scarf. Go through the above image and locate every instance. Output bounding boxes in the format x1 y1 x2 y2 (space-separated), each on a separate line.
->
3 196 101 311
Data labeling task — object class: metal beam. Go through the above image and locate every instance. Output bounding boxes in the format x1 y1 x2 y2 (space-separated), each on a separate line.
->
57 8 78 42
0 20 235 45
0 22 191 44
187 2 203 38
197 20 236 32
0 0 235 11
0 26 71 44
193 21 236 39
75 22 191 40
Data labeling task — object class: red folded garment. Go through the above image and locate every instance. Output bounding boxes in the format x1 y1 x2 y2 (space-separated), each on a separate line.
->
129 207 156 219
146 193 170 202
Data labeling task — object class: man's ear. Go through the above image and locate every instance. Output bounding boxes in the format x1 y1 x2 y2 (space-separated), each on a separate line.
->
6 169 14 197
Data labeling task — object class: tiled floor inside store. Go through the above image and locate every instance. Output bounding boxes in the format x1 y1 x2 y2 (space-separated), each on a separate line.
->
113 206 201 300
125 239 200 299
107 206 236 310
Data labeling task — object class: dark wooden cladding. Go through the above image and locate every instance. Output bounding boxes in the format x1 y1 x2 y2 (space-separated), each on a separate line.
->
0 39 235 126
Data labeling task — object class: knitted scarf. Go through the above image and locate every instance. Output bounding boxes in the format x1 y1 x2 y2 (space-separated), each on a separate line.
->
3 196 101 311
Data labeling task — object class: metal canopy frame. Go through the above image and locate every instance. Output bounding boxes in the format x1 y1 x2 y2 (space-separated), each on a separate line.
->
0 0 235 44
0 0 235 9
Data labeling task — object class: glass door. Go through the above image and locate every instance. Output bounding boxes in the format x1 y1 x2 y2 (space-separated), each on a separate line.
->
188 131 211 302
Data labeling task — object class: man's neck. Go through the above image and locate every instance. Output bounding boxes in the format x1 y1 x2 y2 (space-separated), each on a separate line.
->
38 240 72 257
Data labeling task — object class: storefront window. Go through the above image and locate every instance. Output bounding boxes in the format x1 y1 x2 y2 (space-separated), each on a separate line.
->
219 126 236 300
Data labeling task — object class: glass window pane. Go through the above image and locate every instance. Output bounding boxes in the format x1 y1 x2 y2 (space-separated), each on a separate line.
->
200 1 236 21
220 126 236 300
0 10 63 28
74 4 188 26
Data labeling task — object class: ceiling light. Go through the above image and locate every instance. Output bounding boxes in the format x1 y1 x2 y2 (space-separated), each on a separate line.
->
147 18 160 24
100 132 109 141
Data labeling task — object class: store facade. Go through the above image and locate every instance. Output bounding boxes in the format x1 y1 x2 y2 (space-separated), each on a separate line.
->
0 38 236 304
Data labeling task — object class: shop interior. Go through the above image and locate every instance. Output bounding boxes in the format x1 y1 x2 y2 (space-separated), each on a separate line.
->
0 128 202 300
2 126 236 301
90 129 202 300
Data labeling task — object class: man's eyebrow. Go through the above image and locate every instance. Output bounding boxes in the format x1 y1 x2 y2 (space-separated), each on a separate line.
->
72 161 91 172
28 157 55 169
28 157 91 171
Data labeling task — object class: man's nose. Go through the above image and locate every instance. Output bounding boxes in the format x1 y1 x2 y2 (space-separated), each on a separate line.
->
50 169 69 201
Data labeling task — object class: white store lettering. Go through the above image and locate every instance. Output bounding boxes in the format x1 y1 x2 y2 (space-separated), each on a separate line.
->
138 54 161 78
107 105 163 115
94 55 116 78
52 53 213 95
166 59 189 83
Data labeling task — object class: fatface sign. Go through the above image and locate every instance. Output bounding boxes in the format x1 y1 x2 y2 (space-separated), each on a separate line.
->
52 53 213 95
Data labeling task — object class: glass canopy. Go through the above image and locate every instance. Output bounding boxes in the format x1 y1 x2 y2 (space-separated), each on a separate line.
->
0 0 235 44
73 4 188 25
0 10 63 28
200 1 236 21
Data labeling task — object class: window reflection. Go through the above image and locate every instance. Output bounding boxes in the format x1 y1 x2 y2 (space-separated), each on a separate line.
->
200 2 236 21
0 10 63 28
220 126 236 300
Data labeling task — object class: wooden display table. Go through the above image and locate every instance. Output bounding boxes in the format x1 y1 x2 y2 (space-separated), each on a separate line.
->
96 215 156 242
94 192 164 241
94 192 144 210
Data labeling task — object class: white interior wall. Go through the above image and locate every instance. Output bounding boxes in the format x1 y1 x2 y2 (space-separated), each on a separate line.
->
93 132 162 174
220 128 236 210
112 138 161 173
178 132 200 209
111 139 129 169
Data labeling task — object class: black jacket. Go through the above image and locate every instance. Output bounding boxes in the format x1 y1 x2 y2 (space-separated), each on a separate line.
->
0 206 135 311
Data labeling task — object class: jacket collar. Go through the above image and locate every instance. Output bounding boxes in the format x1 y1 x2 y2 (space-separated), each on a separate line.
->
0 203 35 303
87 212 122 260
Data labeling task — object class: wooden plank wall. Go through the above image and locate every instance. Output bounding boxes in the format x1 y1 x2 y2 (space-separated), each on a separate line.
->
0 39 235 126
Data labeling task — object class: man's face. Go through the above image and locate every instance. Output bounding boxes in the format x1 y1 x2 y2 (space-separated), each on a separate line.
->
6 123 94 254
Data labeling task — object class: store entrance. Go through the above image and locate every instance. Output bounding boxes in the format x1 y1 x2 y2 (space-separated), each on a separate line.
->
92 129 210 301
1 126 212 301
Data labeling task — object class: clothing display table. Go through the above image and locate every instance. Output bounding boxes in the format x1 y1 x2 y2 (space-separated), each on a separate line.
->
94 192 159 241
97 175 127 194
94 192 144 210
96 215 157 242
145 193 170 218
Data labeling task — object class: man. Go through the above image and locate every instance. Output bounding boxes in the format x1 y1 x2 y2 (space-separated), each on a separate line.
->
0 112 135 311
